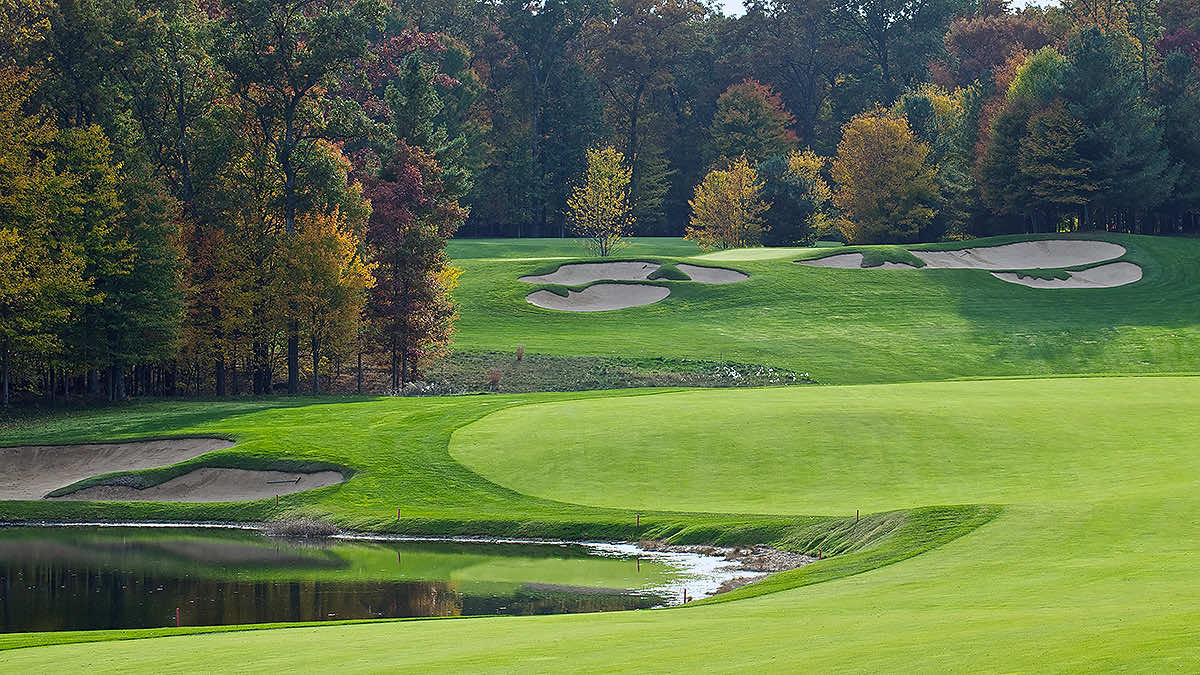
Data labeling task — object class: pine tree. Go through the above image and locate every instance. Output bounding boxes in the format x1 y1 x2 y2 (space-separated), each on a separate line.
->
1062 27 1175 227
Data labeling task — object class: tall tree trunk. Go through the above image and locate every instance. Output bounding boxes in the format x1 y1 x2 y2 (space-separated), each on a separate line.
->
2 338 9 407
231 358 239 396
215 355 226 397
288 322 300 395
357 351 363 394
311 335 319 395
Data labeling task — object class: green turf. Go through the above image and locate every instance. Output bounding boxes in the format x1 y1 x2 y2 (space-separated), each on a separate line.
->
447 237 702 260
451 232 1200 384
1 376 1196 670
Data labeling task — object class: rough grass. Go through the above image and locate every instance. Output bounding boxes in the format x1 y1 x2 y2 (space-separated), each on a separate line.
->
424 352 812 393
453 232 1200 384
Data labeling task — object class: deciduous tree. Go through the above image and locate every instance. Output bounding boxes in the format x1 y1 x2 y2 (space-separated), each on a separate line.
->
832 111 940 244
686 157 767 250
568 146 634 256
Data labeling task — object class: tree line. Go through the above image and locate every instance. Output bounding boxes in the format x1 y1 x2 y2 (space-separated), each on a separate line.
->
3 0 1200 403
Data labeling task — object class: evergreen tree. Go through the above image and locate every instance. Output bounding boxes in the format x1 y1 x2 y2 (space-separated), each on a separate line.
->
1062 27 1174 227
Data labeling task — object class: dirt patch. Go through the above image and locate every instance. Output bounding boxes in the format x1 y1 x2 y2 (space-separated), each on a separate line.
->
991 261 1143 289
526 283 670 312
912 240 1125 269
0 438 234 501
49 468 343 503
676 263 749 284
519 261 661 285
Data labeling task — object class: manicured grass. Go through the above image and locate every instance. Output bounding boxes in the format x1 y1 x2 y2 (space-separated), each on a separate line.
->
451 232 1200 384
447 236 702 260
2 376 1196 670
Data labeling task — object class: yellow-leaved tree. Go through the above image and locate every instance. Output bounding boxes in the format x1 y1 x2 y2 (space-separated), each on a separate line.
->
686 157 767 250
568 146 633 257
831 111 941 244
284 209 375 394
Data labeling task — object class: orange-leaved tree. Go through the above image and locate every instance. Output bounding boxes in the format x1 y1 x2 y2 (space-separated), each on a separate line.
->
831 111 940 244
686 156 767 250
568 145 634 257
284 209 375 394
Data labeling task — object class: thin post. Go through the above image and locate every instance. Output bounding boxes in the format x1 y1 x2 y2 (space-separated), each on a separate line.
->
176 607 181 627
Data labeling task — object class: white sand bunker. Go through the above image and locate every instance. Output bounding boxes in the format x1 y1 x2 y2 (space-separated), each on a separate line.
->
798 253 916 269
676 263 749 284
51 468 345 503
992 262 1143 289
0 438 233 501
527 283 670 312
912 240 1126 269
519 261 660 285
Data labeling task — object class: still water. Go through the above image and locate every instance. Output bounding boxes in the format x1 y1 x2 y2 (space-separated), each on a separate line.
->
0 526 709 632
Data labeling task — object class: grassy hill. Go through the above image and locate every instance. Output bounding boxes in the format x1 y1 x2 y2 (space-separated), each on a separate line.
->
451 233 1200 384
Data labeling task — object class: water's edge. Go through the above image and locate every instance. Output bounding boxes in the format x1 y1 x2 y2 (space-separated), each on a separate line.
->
0 520 812 605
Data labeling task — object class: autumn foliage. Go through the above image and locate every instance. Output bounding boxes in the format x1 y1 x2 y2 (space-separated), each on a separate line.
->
686 157 768 251
832 112 940 244
568 146 634 257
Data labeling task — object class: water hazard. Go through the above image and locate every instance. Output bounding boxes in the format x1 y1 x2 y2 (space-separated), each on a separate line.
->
0 526 741 632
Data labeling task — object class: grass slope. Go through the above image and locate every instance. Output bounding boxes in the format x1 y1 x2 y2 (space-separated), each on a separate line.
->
1 376 1196 670
447 237 701 260
451 233 1200 384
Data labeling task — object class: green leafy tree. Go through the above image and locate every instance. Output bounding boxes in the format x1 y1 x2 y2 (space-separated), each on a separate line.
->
1062 27 1174 227
709 79 799 166
757 150 833 246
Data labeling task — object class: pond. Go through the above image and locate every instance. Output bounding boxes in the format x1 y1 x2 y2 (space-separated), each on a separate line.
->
0 526 742 633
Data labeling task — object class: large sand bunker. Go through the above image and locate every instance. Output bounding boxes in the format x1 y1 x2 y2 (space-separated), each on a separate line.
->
676 264 749 284
799 240 1141 288
51 468 345 502
911 240 1126 269
526 283 670 312
992 262 1143 289
0 438 233 501
519 261 660 285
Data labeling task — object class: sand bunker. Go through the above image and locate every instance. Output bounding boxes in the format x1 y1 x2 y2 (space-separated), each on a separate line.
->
526 283 670 311
51 468 345 503
798 253 916 269
911 240 1125 269
799 240 1140 289
991 262 1143 289
676 264 749 284
0 438 233 501
519 261 660 285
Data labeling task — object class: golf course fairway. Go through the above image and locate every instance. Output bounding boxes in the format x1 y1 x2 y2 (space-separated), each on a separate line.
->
2 376 1197 670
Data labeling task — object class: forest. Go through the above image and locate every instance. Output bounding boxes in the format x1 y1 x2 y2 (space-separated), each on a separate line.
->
2 0 1199 404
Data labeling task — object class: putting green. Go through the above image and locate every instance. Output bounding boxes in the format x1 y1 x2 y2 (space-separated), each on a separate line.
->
450 377 1200 515
2 376 1198 670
